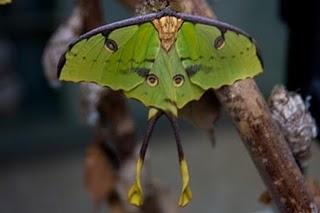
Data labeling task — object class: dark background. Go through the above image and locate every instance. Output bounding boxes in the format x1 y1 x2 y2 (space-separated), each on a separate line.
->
0 0 319 212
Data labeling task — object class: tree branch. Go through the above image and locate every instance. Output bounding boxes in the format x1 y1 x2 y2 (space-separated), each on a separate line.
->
216 79 318 212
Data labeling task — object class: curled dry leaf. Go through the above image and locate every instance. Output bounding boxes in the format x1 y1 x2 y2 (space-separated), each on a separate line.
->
180 91 220 146
79 84 135 149
268 85 318 170
80 83 108 126
84 140 118 210
0 0 11 5
260 85 318 206
42 6 84 88
96 90 136 160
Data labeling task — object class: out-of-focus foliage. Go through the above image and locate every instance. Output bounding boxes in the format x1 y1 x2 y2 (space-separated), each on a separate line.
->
0 0 11 5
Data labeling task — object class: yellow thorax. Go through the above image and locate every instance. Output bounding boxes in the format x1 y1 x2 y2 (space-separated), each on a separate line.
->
152 16 183 51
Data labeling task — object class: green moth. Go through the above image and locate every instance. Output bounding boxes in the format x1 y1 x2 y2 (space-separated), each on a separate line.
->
58 7 263 207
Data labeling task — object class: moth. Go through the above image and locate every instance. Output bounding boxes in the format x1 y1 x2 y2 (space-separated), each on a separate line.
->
58 7 263 207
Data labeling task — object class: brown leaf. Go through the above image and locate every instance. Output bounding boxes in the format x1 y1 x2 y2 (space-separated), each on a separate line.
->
84 141 117 208
268 85 317 170
42 5 84 88
179 91 220 145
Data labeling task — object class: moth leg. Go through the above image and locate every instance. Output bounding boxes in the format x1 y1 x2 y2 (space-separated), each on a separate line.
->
128 110 162 206
167 115 192 207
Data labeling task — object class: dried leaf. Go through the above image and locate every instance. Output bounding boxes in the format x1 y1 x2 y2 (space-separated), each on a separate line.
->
80 83 108 126
180 91 220 146
268 85 318 169
42 6 84 88
84 141 117 208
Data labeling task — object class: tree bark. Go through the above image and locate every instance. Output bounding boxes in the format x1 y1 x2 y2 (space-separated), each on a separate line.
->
216 79 318 212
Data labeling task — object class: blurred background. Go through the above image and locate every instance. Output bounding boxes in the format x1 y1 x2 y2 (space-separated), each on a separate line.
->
0 0 319 212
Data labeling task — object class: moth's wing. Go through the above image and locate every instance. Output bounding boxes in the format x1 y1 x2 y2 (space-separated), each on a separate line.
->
58 21 160 92
175 19 263 90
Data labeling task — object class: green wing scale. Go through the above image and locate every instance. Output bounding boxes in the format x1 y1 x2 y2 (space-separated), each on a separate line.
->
176 22 262 90
58 7 263 208
59 23 159 91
